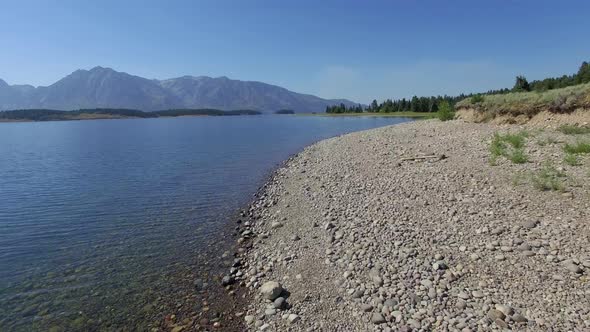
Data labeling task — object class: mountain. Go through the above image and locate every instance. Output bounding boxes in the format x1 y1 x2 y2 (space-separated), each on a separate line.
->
0 67 359 112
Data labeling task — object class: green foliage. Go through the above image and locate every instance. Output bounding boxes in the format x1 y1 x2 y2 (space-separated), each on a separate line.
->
563 141 590 154
325 103 364 114
470 94 484 103
564 154 581 166
513 75 531 92
509 149 529 164
557 125 590 135
489 131 529 164
436 101 455 121
531 164 566 191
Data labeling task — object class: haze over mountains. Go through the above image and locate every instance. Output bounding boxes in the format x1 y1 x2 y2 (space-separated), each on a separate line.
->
0 67 358 113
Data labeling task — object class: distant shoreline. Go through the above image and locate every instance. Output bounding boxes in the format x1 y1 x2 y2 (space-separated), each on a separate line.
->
0 108 262 123
298 111 435 118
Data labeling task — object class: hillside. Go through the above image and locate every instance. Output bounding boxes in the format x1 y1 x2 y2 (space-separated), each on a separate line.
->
0 67 359 113
455 83 590 124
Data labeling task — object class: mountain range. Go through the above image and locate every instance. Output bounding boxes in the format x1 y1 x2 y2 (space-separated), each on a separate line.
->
0 67 359 113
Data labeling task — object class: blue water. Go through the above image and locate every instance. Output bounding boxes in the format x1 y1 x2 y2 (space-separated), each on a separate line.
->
0 115 413 330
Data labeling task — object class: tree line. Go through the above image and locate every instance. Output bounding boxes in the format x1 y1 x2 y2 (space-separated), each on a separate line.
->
513 61 590 92
327 60 590 114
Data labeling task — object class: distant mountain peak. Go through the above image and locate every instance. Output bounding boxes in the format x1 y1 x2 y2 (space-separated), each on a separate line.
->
0 78 8 87
0 67 360 112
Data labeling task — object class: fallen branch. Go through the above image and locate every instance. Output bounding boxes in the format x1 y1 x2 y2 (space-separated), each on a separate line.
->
401 154 447 162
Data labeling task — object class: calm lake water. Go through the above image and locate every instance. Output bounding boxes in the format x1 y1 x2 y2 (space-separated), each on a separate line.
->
0 115 413 331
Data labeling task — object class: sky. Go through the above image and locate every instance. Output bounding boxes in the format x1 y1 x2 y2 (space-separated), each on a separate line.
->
1 0 589 104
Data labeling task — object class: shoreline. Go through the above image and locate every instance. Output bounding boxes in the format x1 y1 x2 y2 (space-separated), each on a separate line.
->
226 119 589 331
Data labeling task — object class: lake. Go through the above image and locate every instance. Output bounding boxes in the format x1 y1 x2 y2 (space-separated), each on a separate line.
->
0 115 413 331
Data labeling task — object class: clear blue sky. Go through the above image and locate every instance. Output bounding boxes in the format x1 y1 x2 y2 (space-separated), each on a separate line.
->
1 0 589 103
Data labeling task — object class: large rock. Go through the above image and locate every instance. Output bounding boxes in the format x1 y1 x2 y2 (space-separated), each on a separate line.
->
260 281 283 300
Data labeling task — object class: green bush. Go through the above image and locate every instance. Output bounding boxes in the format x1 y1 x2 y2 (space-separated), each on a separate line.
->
436 101 455 121
470 94 484 103
564 142 590 154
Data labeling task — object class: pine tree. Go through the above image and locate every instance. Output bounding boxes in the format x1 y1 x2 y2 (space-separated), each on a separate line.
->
513 76 531 92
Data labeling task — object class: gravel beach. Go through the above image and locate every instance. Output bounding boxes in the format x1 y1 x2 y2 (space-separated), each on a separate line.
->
230 119 589 331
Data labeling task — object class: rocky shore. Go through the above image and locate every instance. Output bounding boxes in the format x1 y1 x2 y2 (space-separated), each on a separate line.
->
228 119 589 331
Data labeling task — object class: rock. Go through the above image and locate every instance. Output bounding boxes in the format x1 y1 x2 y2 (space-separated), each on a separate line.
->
513 313 528 323
244 315 255 324
221 275 234 286
433 261 448 270
457 291 470 300
384 299 398 308
287 314 300 324
420 279 433 288
260 281 283 300
371 313 386 324
472 290 484 298
563 260 583 274
487 309 506 321
495 304 514 316
361 304 373 312
372 275 384 287
273 297 286 309
457 300 467 309
264 308 276 316
271 222 283 229
523 220 539 229
408 319 421 329
291 234 300 241
259 323 270 331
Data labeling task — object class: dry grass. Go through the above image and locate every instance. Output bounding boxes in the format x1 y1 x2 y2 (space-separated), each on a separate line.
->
456 83 590 118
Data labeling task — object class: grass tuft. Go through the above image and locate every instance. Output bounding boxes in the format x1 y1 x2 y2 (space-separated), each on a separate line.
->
558 125 590 135
564 154 581 166
564 141 590 154
489 131 529 164
531 164 566 191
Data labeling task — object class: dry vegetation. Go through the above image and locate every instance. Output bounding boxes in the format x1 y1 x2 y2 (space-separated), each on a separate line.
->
456 83 590 122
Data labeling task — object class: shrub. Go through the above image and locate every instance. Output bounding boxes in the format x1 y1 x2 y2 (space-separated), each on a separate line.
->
564 141 590 154
531 164 566 191
470 94 484 103
436 101 455 121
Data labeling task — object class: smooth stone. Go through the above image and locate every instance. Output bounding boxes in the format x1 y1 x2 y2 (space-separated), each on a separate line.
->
260 281 283 300
371 313 386 324
495 304 514 316
487 309 506 321
287 314 300 324
273 297 286 309
361 304 374 312
513 313 528 323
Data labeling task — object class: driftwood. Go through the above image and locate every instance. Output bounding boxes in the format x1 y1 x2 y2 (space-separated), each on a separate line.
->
400 154 447 162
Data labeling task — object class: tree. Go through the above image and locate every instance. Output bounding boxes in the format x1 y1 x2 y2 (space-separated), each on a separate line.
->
513 76 531 92
436 100 455 121
576 61 590 84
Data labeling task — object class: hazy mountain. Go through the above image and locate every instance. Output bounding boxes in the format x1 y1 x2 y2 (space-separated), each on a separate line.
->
0 67 359 112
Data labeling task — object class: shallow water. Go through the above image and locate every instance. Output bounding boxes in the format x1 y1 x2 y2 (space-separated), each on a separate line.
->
0 115 413 331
